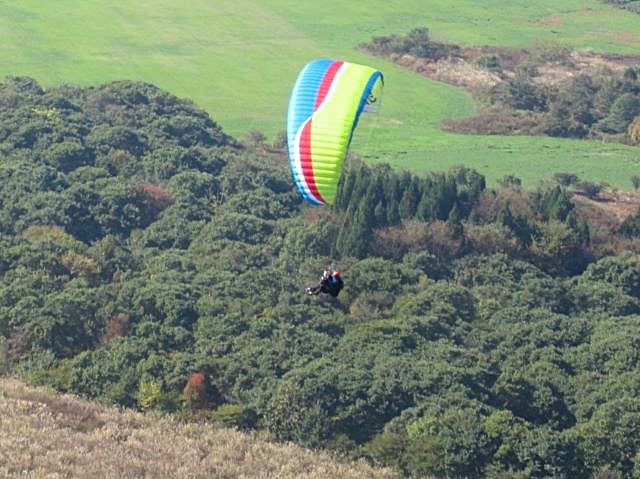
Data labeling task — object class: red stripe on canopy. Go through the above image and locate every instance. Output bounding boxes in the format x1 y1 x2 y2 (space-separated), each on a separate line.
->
299 61 344 205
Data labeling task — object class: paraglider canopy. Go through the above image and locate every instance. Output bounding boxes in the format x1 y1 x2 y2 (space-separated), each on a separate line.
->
287 59 384 206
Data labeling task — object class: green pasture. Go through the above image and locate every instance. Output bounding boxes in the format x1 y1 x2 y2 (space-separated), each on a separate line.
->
1 0 639 186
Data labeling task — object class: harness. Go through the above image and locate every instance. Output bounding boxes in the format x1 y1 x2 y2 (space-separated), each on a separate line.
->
324 276 344 297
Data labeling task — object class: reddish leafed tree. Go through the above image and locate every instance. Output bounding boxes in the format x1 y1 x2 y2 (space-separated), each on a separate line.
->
139 183 173 219
183 372 209 410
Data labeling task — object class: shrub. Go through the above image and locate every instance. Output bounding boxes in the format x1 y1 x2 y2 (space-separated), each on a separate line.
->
362 27 460 61
576 181 602 199
531 39 573 65
137 379 162 411
627 116 640 143
210 404 258 429
554 173 580 186
620 208 640 237
476 54 501 71
498 175 522 190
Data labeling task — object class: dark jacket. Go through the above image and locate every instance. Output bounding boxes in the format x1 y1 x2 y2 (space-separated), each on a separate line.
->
324 275 344 297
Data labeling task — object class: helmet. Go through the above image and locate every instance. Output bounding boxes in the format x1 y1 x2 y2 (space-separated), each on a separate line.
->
333 271 340 278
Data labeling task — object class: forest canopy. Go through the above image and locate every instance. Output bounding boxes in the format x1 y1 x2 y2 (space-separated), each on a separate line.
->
0 77 639 478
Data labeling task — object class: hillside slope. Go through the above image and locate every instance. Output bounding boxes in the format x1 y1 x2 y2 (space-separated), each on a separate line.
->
1 1 640 185
0 378 396 479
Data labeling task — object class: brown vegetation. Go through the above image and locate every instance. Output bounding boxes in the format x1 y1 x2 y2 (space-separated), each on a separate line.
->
183 372 211 410
573 190 640 255
394 45 640 93
0 378 397 479
573 190 640 224
387 52 501 93
442 109 545 135
101 314 132 345
372 220 465 260
139 182 173 217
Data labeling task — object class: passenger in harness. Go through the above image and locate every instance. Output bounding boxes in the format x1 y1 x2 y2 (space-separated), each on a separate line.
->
306 270 344 297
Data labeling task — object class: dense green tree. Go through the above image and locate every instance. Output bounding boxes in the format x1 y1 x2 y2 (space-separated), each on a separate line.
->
596 93 640 134
575 398 640 475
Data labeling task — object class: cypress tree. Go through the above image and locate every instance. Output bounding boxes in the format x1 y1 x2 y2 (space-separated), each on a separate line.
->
577 218 591 246
335 170 355 211
497 205 515 230
564 209 578 229
446 202 464 239
334 196 374 258
399 178 420 219
347 197 373 257
387 201 400 225
620 207 640 237
433 175 458 221
498 205 533 246
365 175 384 211
537 185 574 221
344 165 370 213
334 204 356 257
383 173 400 209
374 201 387 227
352 165 371 196
549 187 574 221
416 193 433 222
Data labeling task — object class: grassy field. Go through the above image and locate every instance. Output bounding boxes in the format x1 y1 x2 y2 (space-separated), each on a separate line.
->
1 1 639 186
0 377 396 479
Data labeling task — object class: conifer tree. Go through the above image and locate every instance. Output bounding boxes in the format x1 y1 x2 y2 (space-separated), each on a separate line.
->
335 170 355 211
577 218 590 246
535 185 574 221
497 205 515 230
383 173 400 207
334 196 374 258
399 178 421 219
348 197 374 257
387 201 400 225
374 201 387 228
446 202 464 239
434 175 458 221
416 193 434 222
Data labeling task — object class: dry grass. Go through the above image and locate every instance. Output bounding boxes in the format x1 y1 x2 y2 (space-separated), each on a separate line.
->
531 50 633 86
393 46 640 93
389 52 502 92
0 378 397 479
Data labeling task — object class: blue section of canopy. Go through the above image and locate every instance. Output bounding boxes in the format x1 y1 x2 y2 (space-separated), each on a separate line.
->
286 59 335 205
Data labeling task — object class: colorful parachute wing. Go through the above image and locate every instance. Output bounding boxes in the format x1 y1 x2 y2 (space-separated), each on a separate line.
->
287 59 383 205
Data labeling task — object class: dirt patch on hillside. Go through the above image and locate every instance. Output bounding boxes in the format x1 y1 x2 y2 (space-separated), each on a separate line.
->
573 190 640 227
533 50 636 86
408 47 640 91
388 52 502 91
